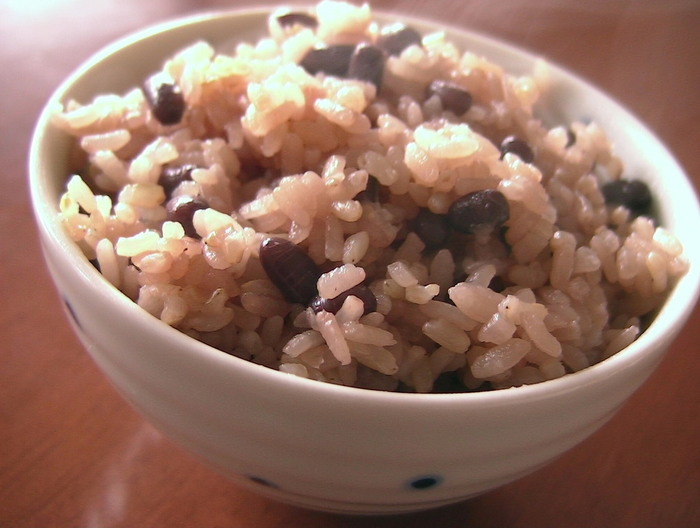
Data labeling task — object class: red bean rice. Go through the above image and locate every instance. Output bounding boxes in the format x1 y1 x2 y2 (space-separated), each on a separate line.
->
54 1 688 392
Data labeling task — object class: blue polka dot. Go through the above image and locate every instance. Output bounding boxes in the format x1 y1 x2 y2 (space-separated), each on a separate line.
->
407 475 443 490
62 298 82 330
247 475 279 489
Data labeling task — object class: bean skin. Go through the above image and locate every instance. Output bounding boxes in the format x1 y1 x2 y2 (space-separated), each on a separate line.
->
602 179 652 214
488 275 507 293
259 237 322 304
309 284 377 315
499 136 534 164
158 164 198 197
143 73 186 125
276 12 318 28
347 44 385 90
427 80 472 115
413 209 451 249
165 195 209 238
447 189 510 234
300 45 356 77
377 23 422 56
355 175 381 203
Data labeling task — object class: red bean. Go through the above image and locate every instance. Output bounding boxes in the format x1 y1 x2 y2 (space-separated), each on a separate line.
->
158 164 198 197
143 73 186 125
499 136 534 164
377 23 422 56
276 12 318 28
488 275 507 293
309 284 377 315
602 179 652 214
414 209 450 249
166 195 209 238
347 44 385 90
300 45 356 77
427 80 472 115
355 175 381 203
447 189 510 234
259 237 321 304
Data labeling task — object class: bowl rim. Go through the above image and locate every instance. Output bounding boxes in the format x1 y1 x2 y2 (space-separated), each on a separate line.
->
28 5 700 408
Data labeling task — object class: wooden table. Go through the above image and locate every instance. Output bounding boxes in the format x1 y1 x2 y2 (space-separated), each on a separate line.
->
2 1 699 526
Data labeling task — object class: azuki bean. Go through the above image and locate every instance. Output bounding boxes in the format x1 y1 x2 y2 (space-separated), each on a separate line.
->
259 237 322 304
447 189 510 234
488 275 507 293
166 195 209 238
602 179 652 214
309 284 377 315
427 80 472 115
499 136 534 164
300 45 356 77
158 164 198 197
356 175 381 203
414 209 451 249
276 12 318 28
377 23 422 56
347 44 385 90
143 74 186 125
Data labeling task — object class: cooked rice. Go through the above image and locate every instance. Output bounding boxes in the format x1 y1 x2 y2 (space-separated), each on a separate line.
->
54 1 688 392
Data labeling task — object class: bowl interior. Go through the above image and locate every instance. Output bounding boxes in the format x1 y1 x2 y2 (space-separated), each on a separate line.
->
29 7 700 405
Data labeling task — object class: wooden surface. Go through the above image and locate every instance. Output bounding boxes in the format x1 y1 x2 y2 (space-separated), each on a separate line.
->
2 1 699 526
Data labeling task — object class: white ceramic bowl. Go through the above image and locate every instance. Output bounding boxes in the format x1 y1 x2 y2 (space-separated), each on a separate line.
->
29 8 700 515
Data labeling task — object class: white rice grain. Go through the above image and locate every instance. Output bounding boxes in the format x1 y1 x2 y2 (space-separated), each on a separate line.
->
422 319 470 353
405 283 440 304
316 311 351 365
469 339 531 379
283 329 326 358
80 129 131 154
387 261 418 288
449 283 503 323
342 231 370 264
96 238 121 288
66 175 97 213
317 263 366 300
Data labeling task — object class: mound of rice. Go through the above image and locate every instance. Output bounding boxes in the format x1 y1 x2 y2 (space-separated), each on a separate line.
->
53 1 688 392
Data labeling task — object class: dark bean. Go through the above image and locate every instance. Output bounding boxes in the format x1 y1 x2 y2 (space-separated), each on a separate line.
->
356 175 381 202
497 225 512 254
431 371 470 393
347 44 385 90
427 80 472 115
602 179 652 214
309 284 377 315
488 275 506 293
414 208 451 249
377 23 422 56
239 158 267 181
166 195 209 238
143 73 186 125
300 45 356 77
447 189 510 234
499 136 534 164
158 164 198 197
276 12 318 29
259 237 321 304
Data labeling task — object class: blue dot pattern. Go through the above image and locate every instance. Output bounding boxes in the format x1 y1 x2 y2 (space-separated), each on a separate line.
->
62 297 82 330
247 475 279 489
408 475 443 490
